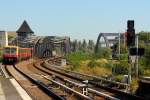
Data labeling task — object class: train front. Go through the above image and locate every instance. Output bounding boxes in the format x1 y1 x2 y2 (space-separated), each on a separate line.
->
2 46 18 65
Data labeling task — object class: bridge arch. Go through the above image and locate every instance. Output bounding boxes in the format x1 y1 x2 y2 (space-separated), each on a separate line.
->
95 33 109 53
34 36 54 58
42 49 52 58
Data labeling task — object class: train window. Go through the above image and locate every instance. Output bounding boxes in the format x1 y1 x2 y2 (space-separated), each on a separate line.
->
4 47 16 54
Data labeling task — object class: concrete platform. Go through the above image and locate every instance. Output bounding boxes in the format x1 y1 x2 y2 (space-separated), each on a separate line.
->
0 76 22 100
0 76 32 100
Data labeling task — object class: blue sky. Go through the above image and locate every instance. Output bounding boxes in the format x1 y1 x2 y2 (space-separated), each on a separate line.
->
0 0 150 41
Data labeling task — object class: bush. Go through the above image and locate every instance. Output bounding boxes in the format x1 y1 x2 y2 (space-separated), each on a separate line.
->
113 61 129 75
112 75 124 82
138 66 144 76
94 48 111 59
66 51 88 61
65 51 89 67
87 59 98 68
71 61 80 67
144 69 150 76
104 61 113 69
130 79 138 94
119 54 128 60
144 46 150 68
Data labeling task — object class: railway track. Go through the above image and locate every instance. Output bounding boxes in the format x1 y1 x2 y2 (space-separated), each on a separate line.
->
4 64 64 100
40 57 144 100
32 60 119 100
1 57 144 100
5 60 105 100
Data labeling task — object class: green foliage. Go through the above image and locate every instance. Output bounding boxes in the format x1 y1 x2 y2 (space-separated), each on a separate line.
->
81 39 87 52
67 65 80 71
138 66 144 76
65 51 88 67
143 45 150 67
94 48 111 59
87 59 98 68
104 62 113 69
87 40 95 53
139 31 150 41
138 40 146 48
112 75 124 82
71 39 95 53
120 44 128 54
119 54 128 60
71 40 78 52
113 61 129 75
0 57 2 62
144 69 150 76
130 79 138 94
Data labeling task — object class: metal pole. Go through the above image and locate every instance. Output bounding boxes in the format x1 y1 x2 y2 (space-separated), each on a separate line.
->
136 34 139 78
128 55 131 84
119 33 120 59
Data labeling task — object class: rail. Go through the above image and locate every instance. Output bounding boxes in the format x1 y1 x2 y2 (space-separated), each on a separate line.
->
43 75 92 100
64 79 120 100
45 60 128 87
13 65 64 100
44 58 144 100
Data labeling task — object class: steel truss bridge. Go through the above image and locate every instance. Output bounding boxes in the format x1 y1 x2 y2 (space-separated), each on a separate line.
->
95 33 125 53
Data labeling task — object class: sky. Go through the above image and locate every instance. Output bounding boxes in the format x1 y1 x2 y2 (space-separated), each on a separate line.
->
0 0 150 42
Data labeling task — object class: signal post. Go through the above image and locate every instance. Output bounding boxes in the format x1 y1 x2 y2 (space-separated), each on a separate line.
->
126 20 145 84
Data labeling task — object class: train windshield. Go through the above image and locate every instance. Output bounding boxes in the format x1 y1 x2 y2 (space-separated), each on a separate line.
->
4 47 16 54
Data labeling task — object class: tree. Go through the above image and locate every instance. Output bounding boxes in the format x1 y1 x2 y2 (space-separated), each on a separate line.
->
139 31 150 43
81 39 87 52
78 41 82 51
72 40 78 52
87 40 95 52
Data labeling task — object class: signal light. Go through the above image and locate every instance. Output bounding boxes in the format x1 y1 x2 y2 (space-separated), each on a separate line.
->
127 20 134 29
126 20 135 47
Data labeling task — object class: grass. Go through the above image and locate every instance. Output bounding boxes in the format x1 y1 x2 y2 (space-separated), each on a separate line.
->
130 78 139 94
144 69 150 76
112 75 124 82
64 58 112 76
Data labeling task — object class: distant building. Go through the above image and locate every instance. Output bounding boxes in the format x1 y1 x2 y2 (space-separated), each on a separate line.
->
12 20 35 47
16 20 34 39
0 31 8 47
11 20 70 58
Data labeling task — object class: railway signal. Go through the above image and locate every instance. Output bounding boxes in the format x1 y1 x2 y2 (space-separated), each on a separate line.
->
129 47 145 56
126 20 135 47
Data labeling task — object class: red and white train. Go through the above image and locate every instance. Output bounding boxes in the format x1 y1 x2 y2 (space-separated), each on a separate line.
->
2 46 32 65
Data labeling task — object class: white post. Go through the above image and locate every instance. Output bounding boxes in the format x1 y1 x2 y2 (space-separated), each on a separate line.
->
119 33 120 58
5 31 8 46
136 34 139 78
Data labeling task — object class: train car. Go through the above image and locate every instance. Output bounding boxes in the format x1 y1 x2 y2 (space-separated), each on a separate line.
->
2 46 32 65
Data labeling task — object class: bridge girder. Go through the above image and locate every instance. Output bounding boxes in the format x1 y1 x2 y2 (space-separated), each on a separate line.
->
95 33 123 53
